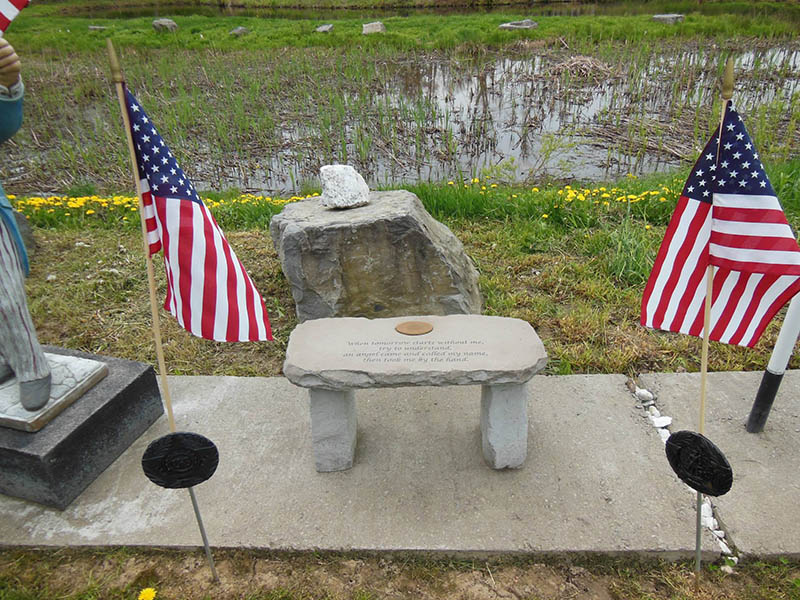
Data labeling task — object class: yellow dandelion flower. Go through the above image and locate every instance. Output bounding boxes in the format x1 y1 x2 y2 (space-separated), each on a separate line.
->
86 210 95 215
541 214 548 219
659 197 666 202
490 183 497 188
531 187 539 192
138 588 157 600
447 181 454 186
645 224 652 230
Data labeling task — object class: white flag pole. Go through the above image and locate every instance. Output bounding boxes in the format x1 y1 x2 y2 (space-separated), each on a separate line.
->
747 291 800 432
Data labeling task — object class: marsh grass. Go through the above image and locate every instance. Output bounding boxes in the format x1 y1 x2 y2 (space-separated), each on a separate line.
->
3 8 799 195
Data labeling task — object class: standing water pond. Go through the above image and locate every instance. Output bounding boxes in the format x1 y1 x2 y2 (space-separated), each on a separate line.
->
9 25 800 194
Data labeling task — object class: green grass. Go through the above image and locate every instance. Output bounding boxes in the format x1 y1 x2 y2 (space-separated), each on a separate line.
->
9 11 800 55
12 160 800 377
1 549 800 599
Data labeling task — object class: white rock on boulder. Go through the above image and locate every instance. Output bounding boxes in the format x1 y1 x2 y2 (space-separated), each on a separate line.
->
320 165 370 209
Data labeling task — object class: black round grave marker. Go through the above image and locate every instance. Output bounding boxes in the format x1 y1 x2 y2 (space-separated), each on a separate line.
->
665 430 732 496
141 432 219 489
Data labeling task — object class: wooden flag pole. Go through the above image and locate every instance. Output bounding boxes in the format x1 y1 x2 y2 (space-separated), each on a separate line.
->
695 56 735 586
695 263 714 583
107 39 219 583
107 38 176 433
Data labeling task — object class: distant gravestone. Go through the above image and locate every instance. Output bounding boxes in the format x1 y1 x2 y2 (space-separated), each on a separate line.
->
270 190 482 321
229 26 249 37
153 18 178 32
315 24 334 33
362 21 386 34
652 14 684 24
498 19 538 30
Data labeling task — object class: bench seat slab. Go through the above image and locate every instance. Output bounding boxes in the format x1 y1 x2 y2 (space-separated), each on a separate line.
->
284 315 548 391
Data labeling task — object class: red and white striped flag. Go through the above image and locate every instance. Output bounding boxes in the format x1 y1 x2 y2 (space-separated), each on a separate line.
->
0 0 28 33
641 104 800 348
125 86 273 342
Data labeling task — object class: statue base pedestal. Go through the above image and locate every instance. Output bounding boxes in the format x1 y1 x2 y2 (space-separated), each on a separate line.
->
0 353 109 432
0 347 164 510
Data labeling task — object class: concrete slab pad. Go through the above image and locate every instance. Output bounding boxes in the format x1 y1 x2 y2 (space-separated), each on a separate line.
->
0 374 716 557
639 370 800 558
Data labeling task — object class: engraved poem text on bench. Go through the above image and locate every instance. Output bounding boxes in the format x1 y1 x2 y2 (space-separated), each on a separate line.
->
341 339 489 364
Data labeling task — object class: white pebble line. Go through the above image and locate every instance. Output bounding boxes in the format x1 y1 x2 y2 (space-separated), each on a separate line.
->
634 385 739 571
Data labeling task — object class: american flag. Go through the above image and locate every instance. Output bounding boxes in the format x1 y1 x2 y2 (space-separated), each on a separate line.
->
641 104 800 348
125 87 273 342
0 0 27 33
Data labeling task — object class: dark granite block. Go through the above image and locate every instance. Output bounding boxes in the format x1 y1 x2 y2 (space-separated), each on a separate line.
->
0 347 164 510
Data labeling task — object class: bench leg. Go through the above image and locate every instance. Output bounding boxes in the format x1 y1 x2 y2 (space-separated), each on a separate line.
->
481 383 528 469
309 389 356 472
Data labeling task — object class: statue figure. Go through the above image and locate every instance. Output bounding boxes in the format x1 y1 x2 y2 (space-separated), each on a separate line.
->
0 37 51 411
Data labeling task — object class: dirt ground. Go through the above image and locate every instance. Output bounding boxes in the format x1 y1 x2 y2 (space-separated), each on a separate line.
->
2 549 797 600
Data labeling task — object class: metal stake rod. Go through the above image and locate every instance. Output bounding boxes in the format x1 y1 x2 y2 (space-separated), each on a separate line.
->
695 492 703 576
189 486 219 583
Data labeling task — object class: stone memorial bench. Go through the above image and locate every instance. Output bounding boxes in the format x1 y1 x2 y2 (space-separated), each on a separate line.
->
283 315 548 472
